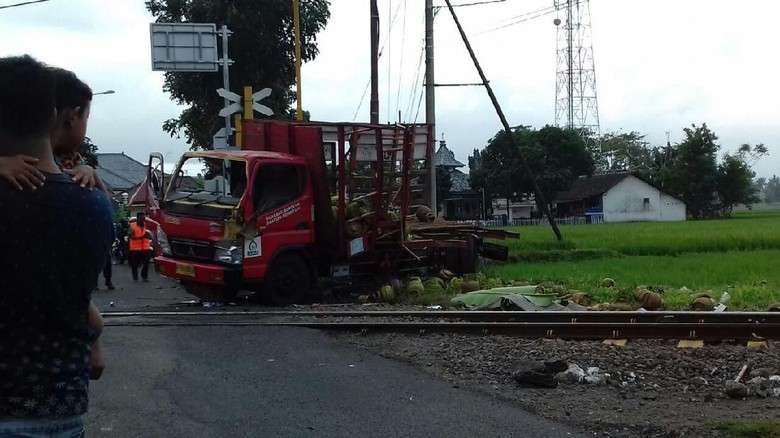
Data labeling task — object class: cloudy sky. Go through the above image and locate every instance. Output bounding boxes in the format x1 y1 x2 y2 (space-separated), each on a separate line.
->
1 0 778 178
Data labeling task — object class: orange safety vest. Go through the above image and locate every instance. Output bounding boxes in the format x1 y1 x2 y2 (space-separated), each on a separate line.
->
129 222 152 251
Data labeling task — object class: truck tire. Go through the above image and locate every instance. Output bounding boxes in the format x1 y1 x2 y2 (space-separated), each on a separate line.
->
265 254 313 306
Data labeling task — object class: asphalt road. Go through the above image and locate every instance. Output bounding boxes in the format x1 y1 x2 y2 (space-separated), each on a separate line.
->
86 263 587 437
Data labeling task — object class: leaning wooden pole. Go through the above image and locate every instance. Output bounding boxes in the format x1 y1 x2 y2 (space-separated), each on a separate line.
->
443 0 563 241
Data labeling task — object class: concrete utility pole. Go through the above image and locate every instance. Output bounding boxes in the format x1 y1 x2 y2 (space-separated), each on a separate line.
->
425 0 437 211
370 0 380 124
443 0 563 241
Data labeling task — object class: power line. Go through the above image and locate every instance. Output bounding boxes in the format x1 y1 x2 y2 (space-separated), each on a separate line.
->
435 0 507 7
473 5 558 36
354 0 405 122
394 0 407 121
0 0 52 10
489 4 557 27
404 40 425 121
352 78 372 122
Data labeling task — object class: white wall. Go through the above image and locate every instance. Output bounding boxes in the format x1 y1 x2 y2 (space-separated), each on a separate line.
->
659 192 687 221
602 176 685 222
492 200 534 219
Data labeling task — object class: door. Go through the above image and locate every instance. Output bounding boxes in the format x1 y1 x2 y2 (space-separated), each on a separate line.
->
242 162 313 278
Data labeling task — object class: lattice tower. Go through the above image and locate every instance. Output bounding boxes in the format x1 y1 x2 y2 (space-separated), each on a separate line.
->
554 0 602 160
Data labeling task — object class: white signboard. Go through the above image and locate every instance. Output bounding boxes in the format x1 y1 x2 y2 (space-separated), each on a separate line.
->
150 23 219 72
244 236 262 259
349 237 365 257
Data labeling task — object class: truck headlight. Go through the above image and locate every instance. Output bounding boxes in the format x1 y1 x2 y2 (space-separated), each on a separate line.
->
214 240 243 265
157 227 172 256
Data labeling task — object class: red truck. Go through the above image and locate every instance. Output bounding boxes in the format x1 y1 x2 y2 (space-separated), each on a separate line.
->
142 120 515 305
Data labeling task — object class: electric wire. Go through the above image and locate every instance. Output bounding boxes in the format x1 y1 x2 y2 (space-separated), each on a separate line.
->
0 0 52 10
404 40 426 122
387 0 392 123
473 5 558 36
394 0 407 122
435 0 507 7
353 0 406 122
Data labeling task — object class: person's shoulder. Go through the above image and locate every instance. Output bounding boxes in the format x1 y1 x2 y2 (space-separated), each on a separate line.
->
45 175 111 210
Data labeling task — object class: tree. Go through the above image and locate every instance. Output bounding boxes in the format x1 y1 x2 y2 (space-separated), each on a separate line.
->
435 169 452 214
468 128 525 204
467 148 481 175
753 176 767 201
79 136 99 167
146 0 331 150
469 125 595 212
765 175 780 203
194 173 205 190
666 124 720 219
601 131 651 173
716 153 758 216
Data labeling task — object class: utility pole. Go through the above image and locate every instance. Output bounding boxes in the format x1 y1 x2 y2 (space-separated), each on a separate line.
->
370 0 380 124
293 0 303 121
425 0 437 211
443 0 563 241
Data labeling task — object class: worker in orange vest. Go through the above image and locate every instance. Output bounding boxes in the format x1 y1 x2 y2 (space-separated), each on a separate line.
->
128 212 153 282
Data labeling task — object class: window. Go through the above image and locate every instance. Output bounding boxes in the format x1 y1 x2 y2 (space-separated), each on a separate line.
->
643 197 650 210
253 164 305 213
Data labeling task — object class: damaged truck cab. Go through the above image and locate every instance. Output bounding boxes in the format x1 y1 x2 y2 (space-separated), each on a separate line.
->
145 120 516 305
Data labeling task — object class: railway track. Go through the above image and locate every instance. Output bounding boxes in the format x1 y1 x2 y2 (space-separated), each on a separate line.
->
102 310 780 341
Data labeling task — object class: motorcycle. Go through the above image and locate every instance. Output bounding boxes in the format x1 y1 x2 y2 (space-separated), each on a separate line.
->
112 236 128 265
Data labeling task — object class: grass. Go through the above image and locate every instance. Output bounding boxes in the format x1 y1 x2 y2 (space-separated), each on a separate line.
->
461 210 780 311
483 250 780 310
500 210 780 260
714 420 780 438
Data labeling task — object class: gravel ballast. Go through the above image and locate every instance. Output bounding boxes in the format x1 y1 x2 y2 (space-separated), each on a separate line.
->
335 330 780 437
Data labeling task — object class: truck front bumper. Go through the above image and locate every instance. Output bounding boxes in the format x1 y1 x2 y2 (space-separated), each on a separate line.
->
155 255 243 290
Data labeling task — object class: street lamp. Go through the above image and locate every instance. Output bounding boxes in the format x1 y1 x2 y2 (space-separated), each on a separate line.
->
93 90 115 96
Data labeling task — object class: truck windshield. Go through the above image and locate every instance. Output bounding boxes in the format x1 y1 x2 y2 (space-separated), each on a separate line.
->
166 156 247 206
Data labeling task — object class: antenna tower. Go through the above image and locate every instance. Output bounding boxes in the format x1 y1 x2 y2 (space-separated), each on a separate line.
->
554 0 602 159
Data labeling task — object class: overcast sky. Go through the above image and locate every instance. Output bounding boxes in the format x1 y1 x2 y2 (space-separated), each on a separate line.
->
1 0 778 178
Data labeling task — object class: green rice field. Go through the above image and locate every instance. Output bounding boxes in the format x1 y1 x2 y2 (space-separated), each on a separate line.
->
480 210 780 310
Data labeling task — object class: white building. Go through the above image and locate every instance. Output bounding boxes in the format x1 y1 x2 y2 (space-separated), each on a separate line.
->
491 198 536 220
556 173 686 223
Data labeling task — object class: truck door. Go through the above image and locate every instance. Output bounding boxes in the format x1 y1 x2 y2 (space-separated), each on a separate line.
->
242 162 313 278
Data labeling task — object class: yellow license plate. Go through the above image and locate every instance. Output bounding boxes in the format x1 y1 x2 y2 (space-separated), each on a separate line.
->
175 263 196 277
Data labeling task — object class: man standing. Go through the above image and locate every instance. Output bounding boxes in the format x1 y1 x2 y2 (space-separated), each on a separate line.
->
128 212 153 282
0 56 114 436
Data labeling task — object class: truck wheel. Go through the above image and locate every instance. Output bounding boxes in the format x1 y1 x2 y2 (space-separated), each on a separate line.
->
265 254 312 306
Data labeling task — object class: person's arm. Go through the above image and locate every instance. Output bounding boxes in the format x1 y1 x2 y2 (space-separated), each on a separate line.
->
0 155 46 190
87 301 105 380
64 164 109 194
88 300 103 337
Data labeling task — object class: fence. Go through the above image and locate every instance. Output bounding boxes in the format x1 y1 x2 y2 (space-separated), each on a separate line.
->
453 217 589 227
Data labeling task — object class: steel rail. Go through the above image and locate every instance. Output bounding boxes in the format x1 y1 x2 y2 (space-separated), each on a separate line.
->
103 320 780 340
101 310 780 324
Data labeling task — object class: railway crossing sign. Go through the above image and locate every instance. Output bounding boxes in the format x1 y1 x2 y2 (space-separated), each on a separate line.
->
217 88 242 117
217 87 274 117
250 88 274 116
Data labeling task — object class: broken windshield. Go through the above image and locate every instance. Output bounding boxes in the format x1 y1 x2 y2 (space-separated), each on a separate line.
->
166 156 247 207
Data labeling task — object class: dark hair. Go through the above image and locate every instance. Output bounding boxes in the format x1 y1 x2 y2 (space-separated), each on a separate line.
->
0 55 56 140
52 67 92 115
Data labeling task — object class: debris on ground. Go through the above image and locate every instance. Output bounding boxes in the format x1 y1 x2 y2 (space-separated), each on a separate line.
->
338 331 780 438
